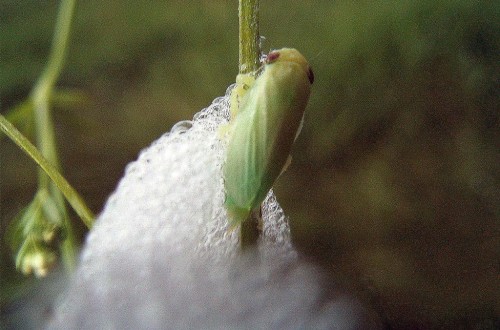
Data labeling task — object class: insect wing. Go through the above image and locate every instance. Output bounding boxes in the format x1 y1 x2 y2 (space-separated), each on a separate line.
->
224 48 312 226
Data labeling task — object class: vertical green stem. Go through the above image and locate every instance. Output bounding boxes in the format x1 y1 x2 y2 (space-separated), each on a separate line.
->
240 209 261 250
32 0 76 187
31 0 78 272
238 0 260 74
238 0 261 249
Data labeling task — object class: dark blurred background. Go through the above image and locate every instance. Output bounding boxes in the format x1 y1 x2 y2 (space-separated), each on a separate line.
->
1 0 499 328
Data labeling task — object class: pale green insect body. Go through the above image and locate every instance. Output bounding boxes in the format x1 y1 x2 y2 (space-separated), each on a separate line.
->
224 48 314 226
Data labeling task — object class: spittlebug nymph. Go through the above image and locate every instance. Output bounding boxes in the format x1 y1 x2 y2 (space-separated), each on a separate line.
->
223 48 314 226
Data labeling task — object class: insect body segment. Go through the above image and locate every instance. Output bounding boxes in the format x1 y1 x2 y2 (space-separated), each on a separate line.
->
224 48 313 226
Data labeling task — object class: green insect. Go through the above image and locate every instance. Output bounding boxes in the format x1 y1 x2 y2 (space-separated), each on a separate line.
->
223 48 314 226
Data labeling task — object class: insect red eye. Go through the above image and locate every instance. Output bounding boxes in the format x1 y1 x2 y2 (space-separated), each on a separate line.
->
266 51 280 63
307 67 314 84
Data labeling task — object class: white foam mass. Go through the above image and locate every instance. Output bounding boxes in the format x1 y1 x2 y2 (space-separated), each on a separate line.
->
78 86 293 267
46 87 380 329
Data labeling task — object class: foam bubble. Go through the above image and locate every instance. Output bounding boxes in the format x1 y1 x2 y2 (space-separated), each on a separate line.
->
68 86 294 280
46 89 379 329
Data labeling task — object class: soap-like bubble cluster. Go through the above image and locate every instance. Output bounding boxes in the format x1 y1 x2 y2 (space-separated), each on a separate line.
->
51 87 289 316
74 85 294 279
46 87 380 329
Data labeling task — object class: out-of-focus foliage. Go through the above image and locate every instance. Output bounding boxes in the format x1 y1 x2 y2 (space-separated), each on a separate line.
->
1 0 498 328
280 0 499 327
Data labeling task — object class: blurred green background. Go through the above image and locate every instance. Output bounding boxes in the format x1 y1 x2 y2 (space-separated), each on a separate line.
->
1 0 499 328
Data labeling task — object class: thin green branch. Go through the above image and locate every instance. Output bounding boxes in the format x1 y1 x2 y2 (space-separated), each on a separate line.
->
32 0 76 99
238 0 261 249
0 114 95 229
31 0 76 181
238 0 260 74
29 0 78 272
239 209 260 249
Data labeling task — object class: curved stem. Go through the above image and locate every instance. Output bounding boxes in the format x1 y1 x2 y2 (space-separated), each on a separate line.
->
0 114 95 229
31 0 76 172
33 0 76 98
30 0 78 272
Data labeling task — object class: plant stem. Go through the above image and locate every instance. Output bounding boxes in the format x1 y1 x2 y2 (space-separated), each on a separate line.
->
31 0 78 272
0 115 95 229
238 0 260 74
240 209 261 249
238 0 261 249
31 0 76 177
34 0 76 98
